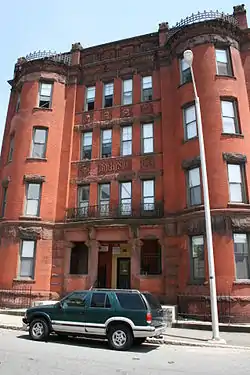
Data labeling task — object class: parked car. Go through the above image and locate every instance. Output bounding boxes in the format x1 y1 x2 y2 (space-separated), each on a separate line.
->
22 289 165 351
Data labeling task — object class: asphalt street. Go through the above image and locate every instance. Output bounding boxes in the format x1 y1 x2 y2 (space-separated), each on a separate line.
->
0 329 250 374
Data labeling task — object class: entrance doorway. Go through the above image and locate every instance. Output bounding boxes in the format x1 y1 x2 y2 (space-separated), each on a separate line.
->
117 258 131 289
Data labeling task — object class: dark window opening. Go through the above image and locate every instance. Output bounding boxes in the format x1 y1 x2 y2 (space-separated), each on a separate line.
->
140 239 161 275
1 187 7 218
39 82 53 109
69 243 88 275
116 292 146 310
90 293 111 308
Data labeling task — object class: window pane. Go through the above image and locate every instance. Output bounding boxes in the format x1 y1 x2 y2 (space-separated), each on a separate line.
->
102 129 112 142
26 200 39 216
21 240 35 257
228 164 241 183
143 138 153 153
27 184 40 199
142 76 152 89
230 184 243 202
187 122 197 139
79 186 89 201
143 180 154 197
121 182 131 199
181 58 190 71
143 123 153 138
234 233 247 245
91 293 107 308
123 79 132 92
20 259 34 278
122 126 132 141
83 132 92 146
223 118 236 133
87 86 95 100
221 101 234 117
216 49 228 63
122 141 132 156
40 83 52 97
116 292 145 310
34 129 46 143
185 105 196 124
189 168 200 187
100 184 110 200
33 144 45 158
104 83 114 96
190 186 201 205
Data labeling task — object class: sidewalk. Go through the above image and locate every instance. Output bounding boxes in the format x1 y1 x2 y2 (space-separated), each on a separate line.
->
0 312 250 349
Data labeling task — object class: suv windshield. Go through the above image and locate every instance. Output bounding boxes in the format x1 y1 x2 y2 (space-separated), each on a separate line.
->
142 292 161 310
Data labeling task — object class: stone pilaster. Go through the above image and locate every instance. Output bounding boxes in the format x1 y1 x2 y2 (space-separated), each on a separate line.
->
128 226 142 289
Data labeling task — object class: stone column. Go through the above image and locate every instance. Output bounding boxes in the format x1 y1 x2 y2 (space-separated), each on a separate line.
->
62 241 74 295
128 226 142 289
86 239 100 288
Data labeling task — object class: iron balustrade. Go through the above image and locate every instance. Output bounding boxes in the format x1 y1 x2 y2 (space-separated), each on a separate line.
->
66 202 164 221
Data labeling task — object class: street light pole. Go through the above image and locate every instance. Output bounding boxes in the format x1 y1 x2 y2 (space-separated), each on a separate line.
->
183 50 221 341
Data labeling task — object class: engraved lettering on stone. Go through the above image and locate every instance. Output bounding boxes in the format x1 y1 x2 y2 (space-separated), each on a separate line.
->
97 158 132 175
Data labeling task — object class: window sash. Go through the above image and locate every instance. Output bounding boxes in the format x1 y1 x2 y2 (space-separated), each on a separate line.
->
122 79 133 105
1 187 7 217
39 82 52 108
99 184 110 202
233 233 250 280
104 83 114 97
188 168 201 206
25 184 41 216
86 86 95 101
216 49 231 76
184 105 197 139
121 126 132 156
191 236 205 280
32 129 47 158
228 164 244 203
142 124 153 153
20 240 36 278
142 180 155 210
221 100 238 134
120 181 132 216
8 136 14 162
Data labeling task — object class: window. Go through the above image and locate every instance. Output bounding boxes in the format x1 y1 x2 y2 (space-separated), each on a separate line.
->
85 86 95 111
62 292 87 308
228 164 245 203
115 292 146 310
187 167 201 206
184 104 197 140
31 128 48 158
90 293 111 308
81 132 92 159
140 239 161 275
38 82 53 108
8 134 14 162
25 183 41 217
121 126 132 156
101 129 112 158
69 243 88 275
122 79 133 105
190 236 205 281
142 180 155 211
180 58 192 84
1 187 7 217
104 82 114 108
142 123 153 154
120 182 132 215
78 186 89 216
19 240 36 278
233 233 250 280
142 76 152 102
16 92 21 112
221 100 239 134
215 49 232 76
99 183 110 216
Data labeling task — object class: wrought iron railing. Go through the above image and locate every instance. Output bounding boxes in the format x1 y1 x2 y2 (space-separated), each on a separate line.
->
25 50 72 65
66 202 164 221
169 10 238 37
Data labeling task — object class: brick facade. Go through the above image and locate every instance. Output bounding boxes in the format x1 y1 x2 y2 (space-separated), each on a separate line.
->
1 5 250 320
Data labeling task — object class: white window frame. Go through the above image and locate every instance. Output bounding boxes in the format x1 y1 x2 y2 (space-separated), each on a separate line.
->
221 99 239 134
120 181 132 216
227 164 245 203
215 48 232 76
142 123 154 154
81 132 92 160
19 240 36 279
122 79 133 105
180 58 192 84
85 86 95 111
78 185 90 217
141 76 152 102
121 125 132 156
103 82 114 108
25 183 41 217
31 127 48 159
38 82 53 109
233 233 250 280
99 183 110 217
190 236 205 281
183 104 197 140
188 167 201 206
142 180 155 211
101 129 112 158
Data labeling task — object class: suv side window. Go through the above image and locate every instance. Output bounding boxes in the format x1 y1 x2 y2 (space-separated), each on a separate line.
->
90 292 111 308
115 292 146 310
62 292 87 308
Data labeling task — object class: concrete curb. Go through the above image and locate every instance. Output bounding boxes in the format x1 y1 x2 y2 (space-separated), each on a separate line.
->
0 324 24 331
172 322 250 333
146 337 250 350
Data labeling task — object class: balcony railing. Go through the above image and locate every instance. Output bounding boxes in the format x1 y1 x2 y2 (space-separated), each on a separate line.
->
66 202 164 221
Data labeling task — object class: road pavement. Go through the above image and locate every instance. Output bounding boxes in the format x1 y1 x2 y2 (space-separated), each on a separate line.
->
0 329 250 374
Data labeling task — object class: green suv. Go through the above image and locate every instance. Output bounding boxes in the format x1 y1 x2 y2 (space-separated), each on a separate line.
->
22 289 165 351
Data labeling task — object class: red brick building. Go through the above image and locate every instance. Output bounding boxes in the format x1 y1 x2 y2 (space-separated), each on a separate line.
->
0 5 250 320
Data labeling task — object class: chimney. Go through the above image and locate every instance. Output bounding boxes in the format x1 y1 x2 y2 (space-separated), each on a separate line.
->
233 4 248 29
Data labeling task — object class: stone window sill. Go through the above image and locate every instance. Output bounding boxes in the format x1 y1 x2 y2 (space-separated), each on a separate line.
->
215 74 236 81
183 205 204 214
13 278 36 284
19 216 42 221
227 203 250 209
26 157 47 163
33 107 53 113
139 274 162 278
187 280 206 285
221 133 244 139
182 136 198 144
233 280 250 285
177 80 192 89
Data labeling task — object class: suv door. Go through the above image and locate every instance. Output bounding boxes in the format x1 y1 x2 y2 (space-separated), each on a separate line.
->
52 291 89 334
83 291 114 336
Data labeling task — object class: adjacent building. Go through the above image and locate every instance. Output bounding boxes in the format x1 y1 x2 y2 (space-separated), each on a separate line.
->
0 4 250 320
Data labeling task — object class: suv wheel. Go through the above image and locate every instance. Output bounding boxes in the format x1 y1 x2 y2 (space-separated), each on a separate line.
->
29 318 49 341
108 324 133 351
134 338 146 346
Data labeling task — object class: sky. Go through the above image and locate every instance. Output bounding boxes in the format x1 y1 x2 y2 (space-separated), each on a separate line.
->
0 0 247 150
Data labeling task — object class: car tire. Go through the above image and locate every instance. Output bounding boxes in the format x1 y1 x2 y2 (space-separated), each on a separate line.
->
134 337 146 346
107 324 133 351
29 318 50 341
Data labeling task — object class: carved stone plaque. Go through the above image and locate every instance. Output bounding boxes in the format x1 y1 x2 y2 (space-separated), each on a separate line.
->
97 158 132 175
140 156 155 169
101 109 112 121
120 106 133 118
78 162 91 178
141 102 153 115
83 112 94 125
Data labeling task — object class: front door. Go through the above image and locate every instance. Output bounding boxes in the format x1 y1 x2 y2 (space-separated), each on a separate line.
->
117 258 131 289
